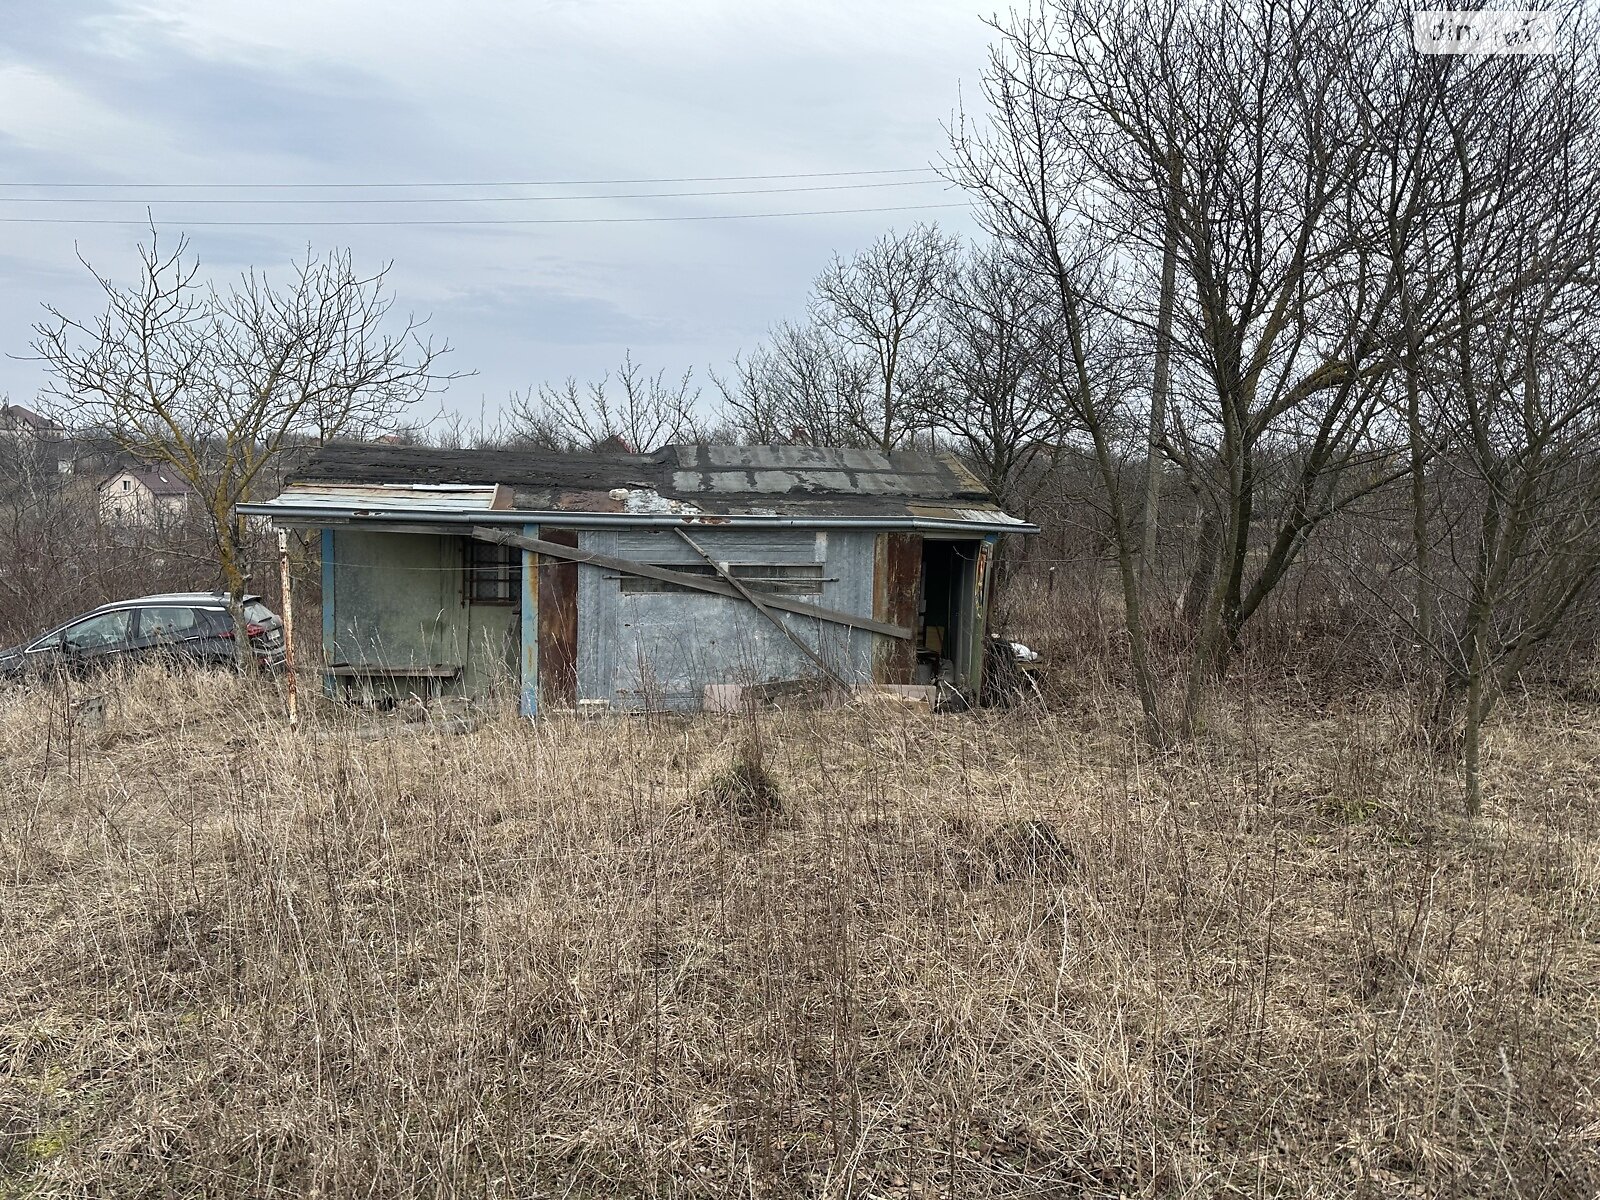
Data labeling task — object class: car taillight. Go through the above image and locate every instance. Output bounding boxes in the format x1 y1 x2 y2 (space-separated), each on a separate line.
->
219 623 267 639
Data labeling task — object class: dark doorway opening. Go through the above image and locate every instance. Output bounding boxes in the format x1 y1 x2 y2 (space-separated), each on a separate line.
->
918 539 978 686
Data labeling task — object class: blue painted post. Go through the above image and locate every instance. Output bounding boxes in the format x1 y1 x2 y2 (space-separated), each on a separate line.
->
320 528 336 698
520 523 539 718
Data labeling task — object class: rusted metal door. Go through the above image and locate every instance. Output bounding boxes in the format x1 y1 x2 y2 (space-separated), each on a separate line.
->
538 529 579 709
873 532 921 684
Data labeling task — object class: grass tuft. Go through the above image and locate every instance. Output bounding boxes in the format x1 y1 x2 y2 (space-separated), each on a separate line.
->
700 755 784 823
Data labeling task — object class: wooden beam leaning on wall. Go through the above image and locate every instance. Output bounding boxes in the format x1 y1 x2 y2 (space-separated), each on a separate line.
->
673 527 851 689
470 526 912 640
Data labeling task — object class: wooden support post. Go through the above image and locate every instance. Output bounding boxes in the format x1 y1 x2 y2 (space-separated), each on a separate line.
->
320 528 335 699
520 522 539 718
277 528 299 731
969 535 998 692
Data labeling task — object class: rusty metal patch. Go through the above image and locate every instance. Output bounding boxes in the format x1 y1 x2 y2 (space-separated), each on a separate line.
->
538 529 579 709
873 532 921 684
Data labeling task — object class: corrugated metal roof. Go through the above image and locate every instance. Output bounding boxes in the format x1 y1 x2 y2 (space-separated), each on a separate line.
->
272 482 511 511
905 503 1033 527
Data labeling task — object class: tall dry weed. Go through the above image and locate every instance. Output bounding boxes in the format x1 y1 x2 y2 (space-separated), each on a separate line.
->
0 666 1596 1197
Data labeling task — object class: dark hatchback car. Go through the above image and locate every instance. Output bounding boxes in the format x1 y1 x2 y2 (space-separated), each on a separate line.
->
0 593 286 681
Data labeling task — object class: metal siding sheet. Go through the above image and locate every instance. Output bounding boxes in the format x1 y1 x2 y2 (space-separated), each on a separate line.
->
328 529 448 664
271 483 508 510
835 530 880 683
576 529 611 707
579 527 877 711
905 503 1032 527
463 604 518 699
322 530 470 703
604 527 822 565
808 528 870 685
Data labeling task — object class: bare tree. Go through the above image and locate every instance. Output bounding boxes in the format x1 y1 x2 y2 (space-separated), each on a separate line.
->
813 224 958 453
923 244 1059 509
713 227 956 451
951 0 1481 738
508 352 702 452
950 25 1171 741
1404 41 1600 813
947 4 1192 742
713 322 876 447
1139 151 1180 583
34 231 454 661
1093 1 1424 729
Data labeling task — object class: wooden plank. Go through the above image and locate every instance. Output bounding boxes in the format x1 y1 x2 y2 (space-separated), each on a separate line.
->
873 532 922 684
675 528 848 688
538 528 579 709
327 664 462 679
471 526 912 640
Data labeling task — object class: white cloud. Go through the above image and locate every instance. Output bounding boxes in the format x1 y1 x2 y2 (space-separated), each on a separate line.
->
0 0 990 419
0 62 160 160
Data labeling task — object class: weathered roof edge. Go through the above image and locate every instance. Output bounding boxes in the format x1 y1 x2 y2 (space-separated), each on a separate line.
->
235 499 1039 536
259 443 1037 532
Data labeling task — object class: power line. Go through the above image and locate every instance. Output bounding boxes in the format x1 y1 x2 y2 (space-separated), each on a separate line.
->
0 180 949 206
0 202 971 228
3 167 941 190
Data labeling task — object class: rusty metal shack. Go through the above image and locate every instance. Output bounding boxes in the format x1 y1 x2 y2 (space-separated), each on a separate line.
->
240 443 1037 715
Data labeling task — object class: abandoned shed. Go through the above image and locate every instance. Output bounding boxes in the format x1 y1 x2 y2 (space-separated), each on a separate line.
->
239 443 1037 714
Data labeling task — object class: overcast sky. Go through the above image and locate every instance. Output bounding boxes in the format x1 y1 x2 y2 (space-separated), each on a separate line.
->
0 0 994 431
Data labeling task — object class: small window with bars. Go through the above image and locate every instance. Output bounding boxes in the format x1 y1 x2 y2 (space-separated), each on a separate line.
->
620 563 825 596
464 538 520 604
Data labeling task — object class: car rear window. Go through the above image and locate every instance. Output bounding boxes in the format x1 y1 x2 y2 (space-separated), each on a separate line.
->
244 601 275 624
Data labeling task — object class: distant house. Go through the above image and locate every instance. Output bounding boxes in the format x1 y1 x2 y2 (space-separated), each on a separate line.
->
99 467 194 526
0 404 61 443
239 443 1038 714
0 404 78 473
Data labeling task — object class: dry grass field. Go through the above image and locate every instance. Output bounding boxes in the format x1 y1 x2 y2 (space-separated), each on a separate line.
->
1 667 1597 1198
